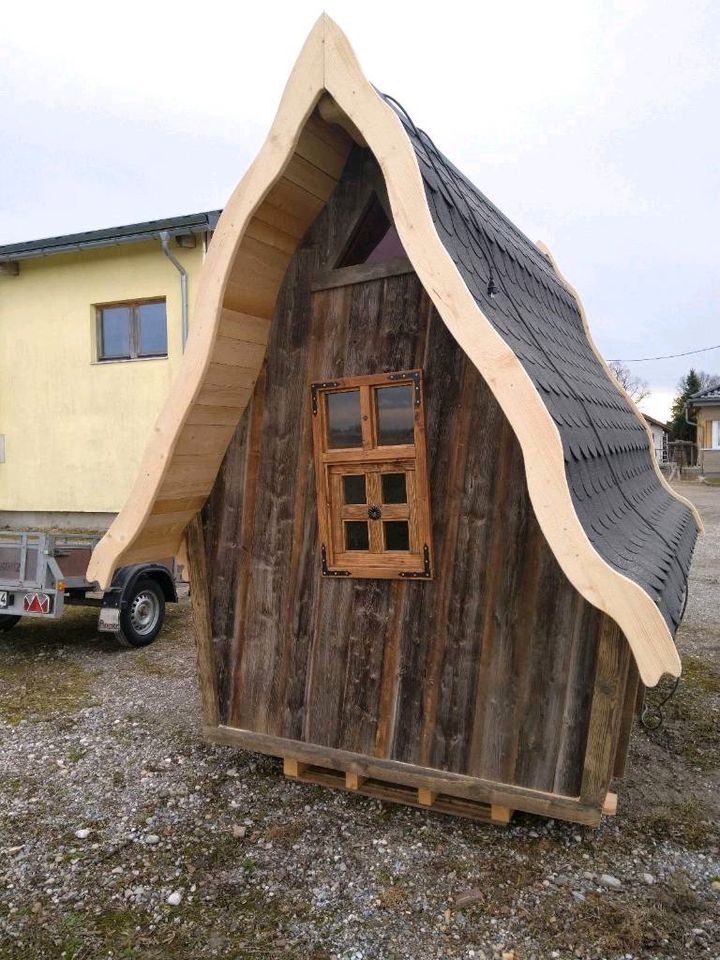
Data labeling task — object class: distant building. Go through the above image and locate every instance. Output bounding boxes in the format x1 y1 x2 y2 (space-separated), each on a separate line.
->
0 211 220 528
688 384 720 477
643 414 669 465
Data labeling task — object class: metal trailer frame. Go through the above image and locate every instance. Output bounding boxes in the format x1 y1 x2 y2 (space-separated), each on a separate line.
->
0 532 181 637
0 531 92 619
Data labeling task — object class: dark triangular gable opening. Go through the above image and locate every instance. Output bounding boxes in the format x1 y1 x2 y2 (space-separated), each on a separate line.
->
336 193 406 267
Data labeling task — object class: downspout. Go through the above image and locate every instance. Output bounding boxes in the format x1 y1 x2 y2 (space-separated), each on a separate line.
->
159 231 188 351
684 402 698 467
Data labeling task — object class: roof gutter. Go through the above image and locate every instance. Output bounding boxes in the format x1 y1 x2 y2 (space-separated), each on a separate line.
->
159 232 189 351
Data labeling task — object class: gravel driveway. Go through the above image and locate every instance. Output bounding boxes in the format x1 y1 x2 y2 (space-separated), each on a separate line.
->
1 484 718 960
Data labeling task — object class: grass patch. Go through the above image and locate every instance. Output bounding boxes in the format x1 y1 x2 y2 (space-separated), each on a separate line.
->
639 800 719 848
702 477 720 485
263 820 305 843
644 666 720 771
682 655 720 694
133 650 180 679
531 870 708 955
0 653 99 724
2 605 114 652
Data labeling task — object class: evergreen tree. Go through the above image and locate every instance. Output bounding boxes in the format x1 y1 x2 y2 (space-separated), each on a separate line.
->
670 368 705 441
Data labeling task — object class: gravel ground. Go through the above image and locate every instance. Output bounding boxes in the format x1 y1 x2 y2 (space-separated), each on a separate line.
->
0 484 718 960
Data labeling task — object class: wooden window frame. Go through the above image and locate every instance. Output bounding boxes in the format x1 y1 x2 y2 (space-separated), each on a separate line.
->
95 297 168 362
310 370 433 579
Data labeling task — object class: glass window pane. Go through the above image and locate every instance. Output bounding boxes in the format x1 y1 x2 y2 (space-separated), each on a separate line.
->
384 521 409 551
99 306 131 359
345 521 369 551
365 225 406 265
338 194 393 267
376 385 414 446
326 390 363 448
343 474 366 504
138 301 167 356
381 473 407 504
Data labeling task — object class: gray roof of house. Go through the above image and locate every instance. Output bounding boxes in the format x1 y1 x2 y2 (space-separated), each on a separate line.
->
643 414 670 431
0 210 222 263
384 96 697 634
689 384 720 404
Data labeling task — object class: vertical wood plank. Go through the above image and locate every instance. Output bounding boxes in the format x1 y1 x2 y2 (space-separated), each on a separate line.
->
186 515 219 727
612 659 639 779
552 602 603 796
202 397 252 725
511 545 581 791
580 617 631 806
423 351 506 773
464 418 515 775
389 307 468 764
373 581 405 757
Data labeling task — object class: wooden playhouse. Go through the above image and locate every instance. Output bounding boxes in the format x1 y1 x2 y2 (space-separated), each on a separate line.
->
89 17 700 826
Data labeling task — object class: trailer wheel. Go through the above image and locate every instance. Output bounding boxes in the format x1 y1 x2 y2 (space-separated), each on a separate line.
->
0 615 21 633
118 578 165 648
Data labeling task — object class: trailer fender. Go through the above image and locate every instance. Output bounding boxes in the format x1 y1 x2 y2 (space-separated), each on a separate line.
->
102 563 178 610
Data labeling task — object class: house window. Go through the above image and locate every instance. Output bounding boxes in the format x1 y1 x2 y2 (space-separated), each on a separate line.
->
310 371 433 579
712 420 720 449
96 299 167 361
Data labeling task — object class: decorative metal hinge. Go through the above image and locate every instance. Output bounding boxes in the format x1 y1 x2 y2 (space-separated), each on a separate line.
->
321 544 350 577
310 381 339 416
399 543 431 579
387 370 422 406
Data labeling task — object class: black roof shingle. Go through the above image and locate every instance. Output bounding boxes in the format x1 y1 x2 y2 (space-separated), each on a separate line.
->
383 96 697 634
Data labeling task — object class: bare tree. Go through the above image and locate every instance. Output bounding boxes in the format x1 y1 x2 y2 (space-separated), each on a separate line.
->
607 360 650 404
693 370 720 392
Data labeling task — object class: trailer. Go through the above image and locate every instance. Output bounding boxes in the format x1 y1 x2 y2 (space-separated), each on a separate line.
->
0 531 179 647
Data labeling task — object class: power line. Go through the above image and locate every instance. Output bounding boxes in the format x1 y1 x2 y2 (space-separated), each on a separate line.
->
610 343 720 363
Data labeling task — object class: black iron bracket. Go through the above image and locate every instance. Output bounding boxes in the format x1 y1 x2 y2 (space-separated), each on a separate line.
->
399 543 431 579
387 370 422 406
310 381 339 416
321 544 350 577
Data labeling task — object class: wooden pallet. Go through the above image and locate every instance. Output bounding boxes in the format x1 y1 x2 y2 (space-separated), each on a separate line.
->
283 757 513 825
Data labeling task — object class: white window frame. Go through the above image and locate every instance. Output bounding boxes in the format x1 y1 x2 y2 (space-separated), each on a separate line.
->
712 419 720 450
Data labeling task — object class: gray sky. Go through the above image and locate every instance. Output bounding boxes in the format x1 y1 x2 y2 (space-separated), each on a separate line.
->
2 0 718 419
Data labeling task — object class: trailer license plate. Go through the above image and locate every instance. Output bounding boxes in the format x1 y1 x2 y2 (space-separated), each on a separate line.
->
0 592 7 608
98 607 120 633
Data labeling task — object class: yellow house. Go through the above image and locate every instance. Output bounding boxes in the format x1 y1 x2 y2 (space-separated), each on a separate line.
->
689 385 720 477
0 211 219 529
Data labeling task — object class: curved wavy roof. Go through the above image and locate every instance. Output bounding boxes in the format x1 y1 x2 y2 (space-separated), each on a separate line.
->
388 107 698 634
88 15 700 685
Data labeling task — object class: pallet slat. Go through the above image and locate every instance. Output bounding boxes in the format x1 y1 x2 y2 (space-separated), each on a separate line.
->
284 758 508 825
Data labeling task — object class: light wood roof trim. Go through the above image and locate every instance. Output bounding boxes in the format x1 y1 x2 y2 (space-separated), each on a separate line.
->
87 17 342 590
89 15 681 686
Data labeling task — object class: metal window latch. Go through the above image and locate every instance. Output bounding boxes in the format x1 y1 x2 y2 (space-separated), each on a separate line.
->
368 505 382 520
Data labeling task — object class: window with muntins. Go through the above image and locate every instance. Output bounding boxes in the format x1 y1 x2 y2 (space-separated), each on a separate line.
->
311 371 433 579
96 299 168 361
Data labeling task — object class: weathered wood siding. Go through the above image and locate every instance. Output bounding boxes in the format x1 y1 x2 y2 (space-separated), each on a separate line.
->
200 148 616 798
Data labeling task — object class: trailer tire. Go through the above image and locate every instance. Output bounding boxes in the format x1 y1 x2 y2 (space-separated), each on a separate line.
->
0 615 21 633
118 578 165 648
